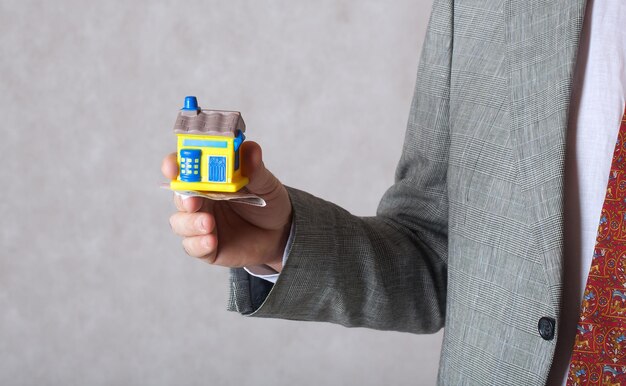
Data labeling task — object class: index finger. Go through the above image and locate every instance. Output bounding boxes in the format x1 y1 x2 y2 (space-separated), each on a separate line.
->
161 152 178 180
173 192 205 213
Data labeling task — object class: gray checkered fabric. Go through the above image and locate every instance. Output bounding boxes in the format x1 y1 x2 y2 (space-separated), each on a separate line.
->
228 0 587 384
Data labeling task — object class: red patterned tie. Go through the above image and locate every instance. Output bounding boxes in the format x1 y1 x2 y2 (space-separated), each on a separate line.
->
567 107 626 386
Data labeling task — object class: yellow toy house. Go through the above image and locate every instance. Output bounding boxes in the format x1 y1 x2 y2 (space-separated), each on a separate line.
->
170 96 249 193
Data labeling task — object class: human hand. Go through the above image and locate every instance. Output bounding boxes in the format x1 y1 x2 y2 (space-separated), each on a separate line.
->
162 141 292 272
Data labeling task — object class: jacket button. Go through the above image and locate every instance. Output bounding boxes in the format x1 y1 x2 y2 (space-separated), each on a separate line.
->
538 317 556 340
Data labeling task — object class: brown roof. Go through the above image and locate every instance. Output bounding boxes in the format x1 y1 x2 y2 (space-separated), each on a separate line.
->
173 109 246 137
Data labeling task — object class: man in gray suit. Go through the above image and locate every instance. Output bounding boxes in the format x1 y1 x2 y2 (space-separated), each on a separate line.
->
163 0 626 384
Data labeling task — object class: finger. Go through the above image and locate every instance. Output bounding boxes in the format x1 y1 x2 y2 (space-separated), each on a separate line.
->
173 193 204 213
161 152 178 179
234 141 292 229
165 153 204 211
182 234 218 263
169 211 215 237
241 141 282 199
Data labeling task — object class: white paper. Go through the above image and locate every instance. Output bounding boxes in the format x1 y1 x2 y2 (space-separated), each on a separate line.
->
160 183 266 207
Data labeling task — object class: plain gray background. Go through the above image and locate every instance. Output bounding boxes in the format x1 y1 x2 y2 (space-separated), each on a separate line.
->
0 0 442 384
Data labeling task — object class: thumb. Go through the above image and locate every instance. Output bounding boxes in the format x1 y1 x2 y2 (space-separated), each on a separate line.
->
236 141 292 230
241 141 282 199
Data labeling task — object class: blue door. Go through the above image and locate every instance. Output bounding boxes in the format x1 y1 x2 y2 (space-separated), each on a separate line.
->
180 149 201 182
208 156 226 182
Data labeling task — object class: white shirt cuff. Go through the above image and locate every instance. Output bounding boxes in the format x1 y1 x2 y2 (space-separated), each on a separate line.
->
243 222 294 284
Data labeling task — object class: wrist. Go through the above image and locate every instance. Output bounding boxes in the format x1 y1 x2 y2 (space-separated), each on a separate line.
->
266 219 293 273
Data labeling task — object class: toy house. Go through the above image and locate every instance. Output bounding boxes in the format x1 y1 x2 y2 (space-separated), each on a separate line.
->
170 96 249 193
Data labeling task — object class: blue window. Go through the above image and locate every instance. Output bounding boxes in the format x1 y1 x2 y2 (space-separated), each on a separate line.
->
180 149 201 182
183 139 227 148
208 156 226 182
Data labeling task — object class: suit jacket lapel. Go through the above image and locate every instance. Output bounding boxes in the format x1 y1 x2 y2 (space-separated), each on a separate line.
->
506 0 587 309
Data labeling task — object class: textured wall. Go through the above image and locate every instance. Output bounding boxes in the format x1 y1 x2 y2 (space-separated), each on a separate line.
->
0 0 441 384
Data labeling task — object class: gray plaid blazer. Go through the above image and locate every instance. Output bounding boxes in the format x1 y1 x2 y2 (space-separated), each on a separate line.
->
229 0 588 384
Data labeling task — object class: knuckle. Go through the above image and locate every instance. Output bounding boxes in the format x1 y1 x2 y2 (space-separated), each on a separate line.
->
195 213 212 233
170 214 187 236
182 235 213 258
182 237 199 257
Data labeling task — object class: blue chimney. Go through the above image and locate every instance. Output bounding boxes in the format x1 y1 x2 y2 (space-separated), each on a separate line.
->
182 96 199 111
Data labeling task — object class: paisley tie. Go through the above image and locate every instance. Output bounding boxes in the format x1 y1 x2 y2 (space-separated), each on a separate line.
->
567 107 626 385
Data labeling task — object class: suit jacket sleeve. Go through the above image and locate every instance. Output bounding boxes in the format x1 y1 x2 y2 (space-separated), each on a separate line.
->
227 0 452 334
